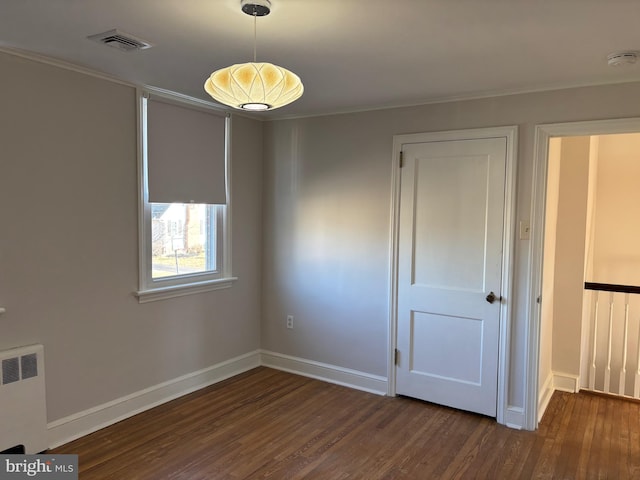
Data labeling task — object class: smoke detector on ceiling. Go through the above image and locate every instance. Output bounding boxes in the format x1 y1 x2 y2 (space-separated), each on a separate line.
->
607 51 638 67
87 29 153 52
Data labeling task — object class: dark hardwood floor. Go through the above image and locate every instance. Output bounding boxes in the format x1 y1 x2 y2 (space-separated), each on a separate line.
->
52 367 640 479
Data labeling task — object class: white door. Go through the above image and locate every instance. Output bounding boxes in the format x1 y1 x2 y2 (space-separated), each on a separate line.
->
396 137 507 417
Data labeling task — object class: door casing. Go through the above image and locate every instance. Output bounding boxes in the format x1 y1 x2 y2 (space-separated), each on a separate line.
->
388 126 518 427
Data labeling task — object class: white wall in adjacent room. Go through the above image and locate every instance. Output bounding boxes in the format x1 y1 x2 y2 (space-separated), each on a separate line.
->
592 133 640 286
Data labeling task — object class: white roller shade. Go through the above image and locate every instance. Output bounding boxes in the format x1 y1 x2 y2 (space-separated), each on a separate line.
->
147 97 227 204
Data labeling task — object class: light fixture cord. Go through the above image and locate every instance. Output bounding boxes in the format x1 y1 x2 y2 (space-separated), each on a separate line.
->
253 12 257 62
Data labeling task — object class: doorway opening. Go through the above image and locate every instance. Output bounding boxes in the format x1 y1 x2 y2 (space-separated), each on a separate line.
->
529 119 640 430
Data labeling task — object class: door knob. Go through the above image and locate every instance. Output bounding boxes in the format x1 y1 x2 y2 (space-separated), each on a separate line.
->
486 292 498 304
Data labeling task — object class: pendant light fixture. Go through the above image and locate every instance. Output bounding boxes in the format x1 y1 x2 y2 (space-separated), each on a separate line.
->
204 0 304 111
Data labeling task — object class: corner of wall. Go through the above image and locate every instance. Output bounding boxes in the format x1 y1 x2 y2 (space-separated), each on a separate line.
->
537 372 554 423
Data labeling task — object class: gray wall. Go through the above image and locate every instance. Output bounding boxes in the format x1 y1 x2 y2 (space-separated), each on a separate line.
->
262 82 640 409
0 52 263 422
6 46 640 424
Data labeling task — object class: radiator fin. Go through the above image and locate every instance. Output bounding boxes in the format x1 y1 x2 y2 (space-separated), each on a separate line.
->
21 354 38 380
2 358 19 384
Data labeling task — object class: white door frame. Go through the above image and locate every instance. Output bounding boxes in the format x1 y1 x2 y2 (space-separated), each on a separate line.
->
388 126 518 426
525 117 640 431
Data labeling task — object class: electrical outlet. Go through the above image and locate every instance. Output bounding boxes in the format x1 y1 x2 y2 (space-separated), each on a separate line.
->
286 315 294 329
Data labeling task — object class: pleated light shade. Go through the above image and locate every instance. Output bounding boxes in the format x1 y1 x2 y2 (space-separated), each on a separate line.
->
204 62 303 111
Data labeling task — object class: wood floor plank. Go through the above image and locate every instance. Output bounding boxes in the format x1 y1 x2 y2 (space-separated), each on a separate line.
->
52 368 640 479
630 395 640 479
556 390 588 479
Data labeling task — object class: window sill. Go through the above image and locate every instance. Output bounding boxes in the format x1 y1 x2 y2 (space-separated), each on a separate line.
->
135 277 238 303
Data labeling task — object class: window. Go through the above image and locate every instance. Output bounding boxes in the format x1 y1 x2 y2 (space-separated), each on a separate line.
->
150 203 221 278
136 90 235 302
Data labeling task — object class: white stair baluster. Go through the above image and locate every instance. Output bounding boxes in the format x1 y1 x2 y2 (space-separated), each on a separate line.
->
635 305 640 398
604 292 614 394
589 291 599 391
619 293 629 396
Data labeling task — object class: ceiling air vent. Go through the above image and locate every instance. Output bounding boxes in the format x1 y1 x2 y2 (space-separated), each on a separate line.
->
88 29 153 52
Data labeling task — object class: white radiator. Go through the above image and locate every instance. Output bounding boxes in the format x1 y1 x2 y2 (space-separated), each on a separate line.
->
0 344 48 453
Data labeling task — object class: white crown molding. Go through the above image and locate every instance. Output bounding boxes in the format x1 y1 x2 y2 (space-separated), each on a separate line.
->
4 44 640 123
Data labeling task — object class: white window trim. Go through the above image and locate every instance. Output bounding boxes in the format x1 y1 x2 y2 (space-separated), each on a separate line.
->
134 88 236 303
135 277 236 304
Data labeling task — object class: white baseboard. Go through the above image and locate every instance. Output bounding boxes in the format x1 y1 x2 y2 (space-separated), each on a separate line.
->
537 373 554 423
47 350 261 449
503 406 525 430
260 350 388 396
54 348 540 449
553 372 580 393
504 407 525 430
47 350 387 450
535 371 579 424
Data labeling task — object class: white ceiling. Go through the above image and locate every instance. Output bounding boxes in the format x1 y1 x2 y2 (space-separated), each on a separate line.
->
2 0 640 119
